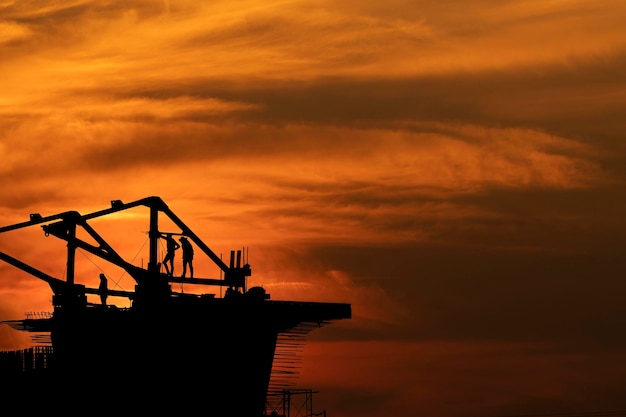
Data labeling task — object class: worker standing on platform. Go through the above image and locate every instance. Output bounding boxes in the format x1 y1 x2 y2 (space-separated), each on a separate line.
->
161 233 180 276
99 273 108 306
179 236 194 278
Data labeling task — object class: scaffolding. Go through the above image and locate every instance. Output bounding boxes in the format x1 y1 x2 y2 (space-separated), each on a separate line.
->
265 389 326 417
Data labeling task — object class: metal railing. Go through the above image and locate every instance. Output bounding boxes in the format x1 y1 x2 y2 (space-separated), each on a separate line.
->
0 346 54 373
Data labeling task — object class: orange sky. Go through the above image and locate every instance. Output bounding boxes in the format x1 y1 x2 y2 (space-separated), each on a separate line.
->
2 1 626 416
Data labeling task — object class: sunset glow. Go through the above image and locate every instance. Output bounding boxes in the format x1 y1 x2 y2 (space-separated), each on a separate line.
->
2 1 626 416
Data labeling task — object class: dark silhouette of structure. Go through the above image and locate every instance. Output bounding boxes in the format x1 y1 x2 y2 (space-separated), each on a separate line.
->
0 196 351 415
266 388 325 417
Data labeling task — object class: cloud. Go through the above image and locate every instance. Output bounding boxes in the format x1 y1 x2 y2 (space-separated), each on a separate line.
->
298 340 626 417
0 19 31 46
0 117 608 258
263 265 408 329
2 3 626 416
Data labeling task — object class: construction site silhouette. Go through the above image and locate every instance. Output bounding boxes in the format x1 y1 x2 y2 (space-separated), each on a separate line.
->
0 196 351 415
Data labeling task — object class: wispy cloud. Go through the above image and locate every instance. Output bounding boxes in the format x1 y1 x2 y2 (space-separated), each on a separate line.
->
2 1 626 416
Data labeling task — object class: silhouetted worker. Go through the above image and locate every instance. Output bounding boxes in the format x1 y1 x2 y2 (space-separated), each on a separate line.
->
99 273 108 306
179 236 194 278
161 233 180 276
